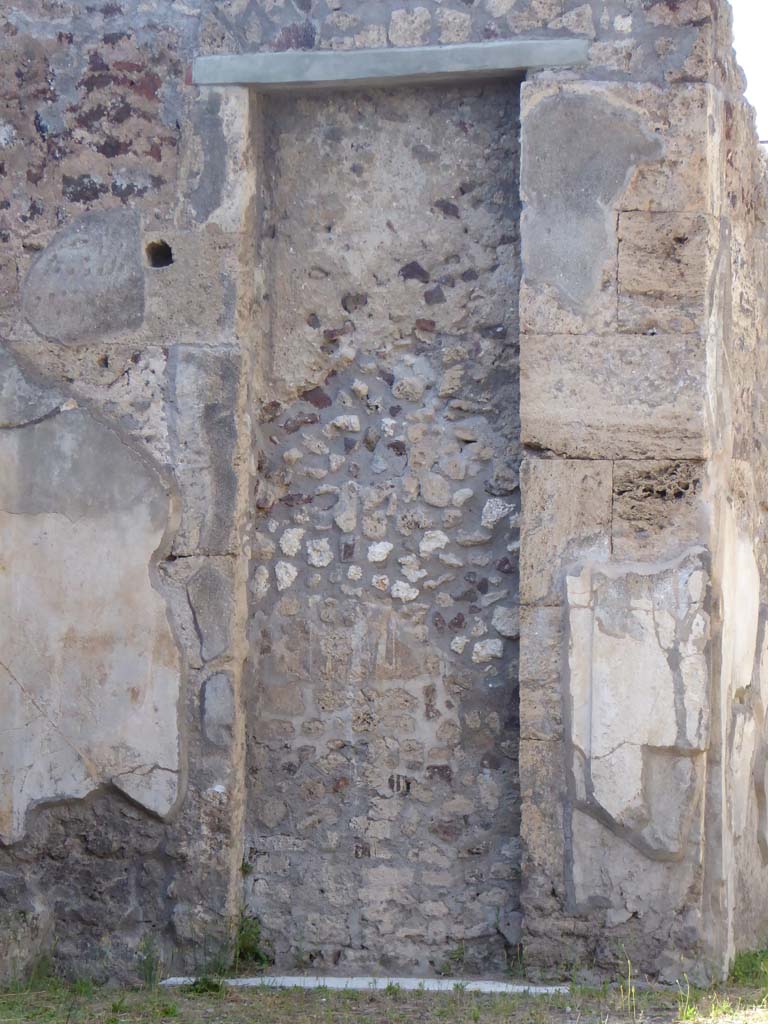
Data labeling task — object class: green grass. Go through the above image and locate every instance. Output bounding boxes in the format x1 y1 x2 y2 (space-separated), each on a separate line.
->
1 965 768 1024
732 951 768 988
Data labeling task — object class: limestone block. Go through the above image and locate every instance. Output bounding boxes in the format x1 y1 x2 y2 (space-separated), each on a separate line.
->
167 345 241 556
520 458 612 606
142 228 239 345
519 739 566 910
21 210 144 343
519 606 563 741
612 461 707 561
618 213 713 334
521 333 707 460
0 408 181 843
566 550 710 858
520 81 716 335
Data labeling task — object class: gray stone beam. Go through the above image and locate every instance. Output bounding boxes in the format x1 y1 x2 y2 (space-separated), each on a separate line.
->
192 39 589 90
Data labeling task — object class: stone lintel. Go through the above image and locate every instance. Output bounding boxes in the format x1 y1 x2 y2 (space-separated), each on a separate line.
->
192 39 589 90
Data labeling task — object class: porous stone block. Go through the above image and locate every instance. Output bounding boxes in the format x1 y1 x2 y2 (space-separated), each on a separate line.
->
142 228 239 345
519 606 563 742
519 739 566 913
618 212 713 334
521 332 707 460
520 458 612 606
612 461 707 560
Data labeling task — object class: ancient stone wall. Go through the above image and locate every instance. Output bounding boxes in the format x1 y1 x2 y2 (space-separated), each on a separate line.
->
515 0 768 985
244 82 521 974
703 27 768 963
1 0 767 987
0 1 257 979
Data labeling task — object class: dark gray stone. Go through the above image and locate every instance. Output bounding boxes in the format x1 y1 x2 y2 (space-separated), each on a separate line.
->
201 672 235 747
187 561 233 663
22 210 144 343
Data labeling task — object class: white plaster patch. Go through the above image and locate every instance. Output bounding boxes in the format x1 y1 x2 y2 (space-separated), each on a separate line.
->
567 551 710 856
0 410 181 843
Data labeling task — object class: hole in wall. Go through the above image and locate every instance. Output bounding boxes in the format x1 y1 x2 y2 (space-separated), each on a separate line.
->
145 240 173 268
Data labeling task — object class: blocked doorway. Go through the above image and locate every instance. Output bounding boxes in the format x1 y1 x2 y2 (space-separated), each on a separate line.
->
245 79 522 975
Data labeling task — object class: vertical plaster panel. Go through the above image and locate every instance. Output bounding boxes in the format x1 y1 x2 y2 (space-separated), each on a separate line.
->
0 410 181 843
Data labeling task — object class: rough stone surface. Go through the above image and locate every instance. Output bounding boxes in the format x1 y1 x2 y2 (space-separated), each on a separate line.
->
22 211 144 343
0 0 765 991
521 333 707 460
246 82 521 975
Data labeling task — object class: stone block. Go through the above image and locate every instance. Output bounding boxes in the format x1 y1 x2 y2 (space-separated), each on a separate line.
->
612 461 707 561
566 550 709 858
521 332 707 460
187 559 235 663
142 227 239 345
21 210 144 344
520 81 715 336
519 606 564 742
618 213 713 334
167 345 241 556
519 739 566 908
520 458 612 606
201 672 236 747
